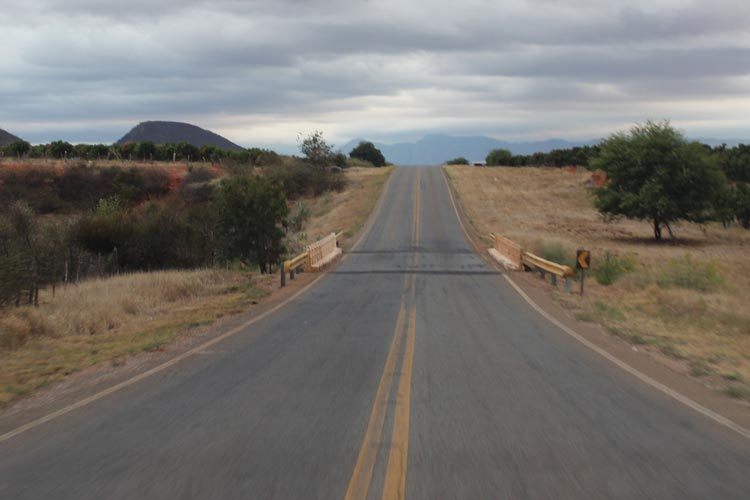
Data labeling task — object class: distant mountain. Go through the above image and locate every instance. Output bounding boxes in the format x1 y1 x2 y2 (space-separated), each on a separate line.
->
0 128 22 147
340 134 599 166
118 121 243 151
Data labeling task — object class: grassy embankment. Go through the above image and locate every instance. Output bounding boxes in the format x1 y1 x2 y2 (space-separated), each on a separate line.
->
0 166 392 406
445 165 750 401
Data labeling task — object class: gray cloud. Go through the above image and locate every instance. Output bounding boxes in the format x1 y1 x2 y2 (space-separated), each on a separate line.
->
2 0 749 146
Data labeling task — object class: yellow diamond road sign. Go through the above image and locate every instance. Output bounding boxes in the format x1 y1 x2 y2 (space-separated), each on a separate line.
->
577 250 590 270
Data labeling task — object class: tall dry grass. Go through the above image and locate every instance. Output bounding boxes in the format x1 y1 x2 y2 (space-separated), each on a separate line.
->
0 269 264 405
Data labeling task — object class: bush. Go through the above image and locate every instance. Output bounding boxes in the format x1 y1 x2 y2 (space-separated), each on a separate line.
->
288 202 310 232
486 149 513 166
534 240 581 279
594 252 636 286
349 141 386 167
183 167 217 185
535 240 574 267
656 254 725 292
446 157 469 165
264 163 345 199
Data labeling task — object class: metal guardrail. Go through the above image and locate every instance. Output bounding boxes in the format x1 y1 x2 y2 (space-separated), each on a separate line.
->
280 231 343 287
487 232 575 292
522 252 574 278
284 252 309 274
521 252 574 292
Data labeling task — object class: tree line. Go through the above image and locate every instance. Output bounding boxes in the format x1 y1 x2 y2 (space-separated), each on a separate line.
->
2 135 389 168
0 131 357 307
1 139 282 165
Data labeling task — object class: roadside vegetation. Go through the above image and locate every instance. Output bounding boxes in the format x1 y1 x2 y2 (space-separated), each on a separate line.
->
446 122 750 401
0 132 392 406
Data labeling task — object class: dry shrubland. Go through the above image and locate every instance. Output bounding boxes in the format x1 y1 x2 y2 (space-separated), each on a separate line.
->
446 165 750 399
0 166 392 407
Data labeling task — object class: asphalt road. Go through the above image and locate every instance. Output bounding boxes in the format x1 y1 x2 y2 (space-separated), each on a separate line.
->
1 166 749 499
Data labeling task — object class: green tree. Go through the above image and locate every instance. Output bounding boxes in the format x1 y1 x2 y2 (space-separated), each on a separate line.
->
486 148 513 166
135 141 157 161
593 121 728 240
213 177 288 273
3 140 31 158
349 141 386 167
445 157 469 165
48 141 74 159
298 130 335 169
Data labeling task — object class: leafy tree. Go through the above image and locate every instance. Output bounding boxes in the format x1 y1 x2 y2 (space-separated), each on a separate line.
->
333 152 347 168
213 177 288 273
445 157 469 165
135 141 157 161
298 130 335 168
3 140 31 158
486 148 513 166
48 141 74 159
349 141 386 167
592 121 728 240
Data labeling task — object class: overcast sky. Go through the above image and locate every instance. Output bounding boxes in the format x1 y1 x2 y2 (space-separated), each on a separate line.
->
2 0 749 149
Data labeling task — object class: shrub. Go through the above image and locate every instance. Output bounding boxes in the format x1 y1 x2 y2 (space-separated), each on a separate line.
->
535 240 574 267
486 149 513 166
349 141 386 167
594 252 636 286
264 163 345 199
288 202 311 232
656 254 725 292
446 157 469 165
183 167 217 185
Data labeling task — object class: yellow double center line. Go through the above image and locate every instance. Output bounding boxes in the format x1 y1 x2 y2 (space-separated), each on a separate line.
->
345 168 420 500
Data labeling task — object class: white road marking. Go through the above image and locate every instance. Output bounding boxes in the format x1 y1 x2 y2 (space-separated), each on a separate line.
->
440 167 750 441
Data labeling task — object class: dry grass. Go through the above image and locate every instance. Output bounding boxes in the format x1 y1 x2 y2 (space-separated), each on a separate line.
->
0 166 392 406
286 166 393 253
0 270 267 405
0 270 269 406
446 165 750 398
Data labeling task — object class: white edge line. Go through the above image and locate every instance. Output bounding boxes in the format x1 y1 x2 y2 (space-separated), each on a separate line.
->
0 265 324 443
1 166 398 444
440 166 750 440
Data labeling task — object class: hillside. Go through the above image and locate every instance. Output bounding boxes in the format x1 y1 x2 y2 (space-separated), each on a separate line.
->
118 121 243 151
0 128 22 147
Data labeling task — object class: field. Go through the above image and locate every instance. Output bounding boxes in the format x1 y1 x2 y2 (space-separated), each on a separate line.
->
0 165 392 406
446 165 750 401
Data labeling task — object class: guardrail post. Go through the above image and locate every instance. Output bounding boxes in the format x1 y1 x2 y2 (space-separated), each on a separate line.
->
290 267 295 280
564 277 572 293
551 274 557 287
280 264 286 288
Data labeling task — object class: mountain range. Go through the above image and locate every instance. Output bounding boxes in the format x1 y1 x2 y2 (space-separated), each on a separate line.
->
117 121 243 151
340 135 601 166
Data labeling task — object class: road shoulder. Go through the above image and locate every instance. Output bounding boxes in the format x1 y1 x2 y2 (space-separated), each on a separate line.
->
441 166 750 436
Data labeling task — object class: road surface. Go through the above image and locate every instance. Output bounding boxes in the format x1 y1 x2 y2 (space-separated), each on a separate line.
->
1 166 749 499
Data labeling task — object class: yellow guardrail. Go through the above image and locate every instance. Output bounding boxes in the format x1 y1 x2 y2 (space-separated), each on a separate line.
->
521 252 574 278
284 252 309 273
281 231 344 287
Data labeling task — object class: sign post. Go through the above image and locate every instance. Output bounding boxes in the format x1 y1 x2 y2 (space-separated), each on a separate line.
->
576 249 591 297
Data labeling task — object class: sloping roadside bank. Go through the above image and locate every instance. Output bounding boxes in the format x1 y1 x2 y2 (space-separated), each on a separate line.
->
0 167 393 420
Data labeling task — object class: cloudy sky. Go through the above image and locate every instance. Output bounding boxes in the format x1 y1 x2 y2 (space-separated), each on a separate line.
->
2 0 749 150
